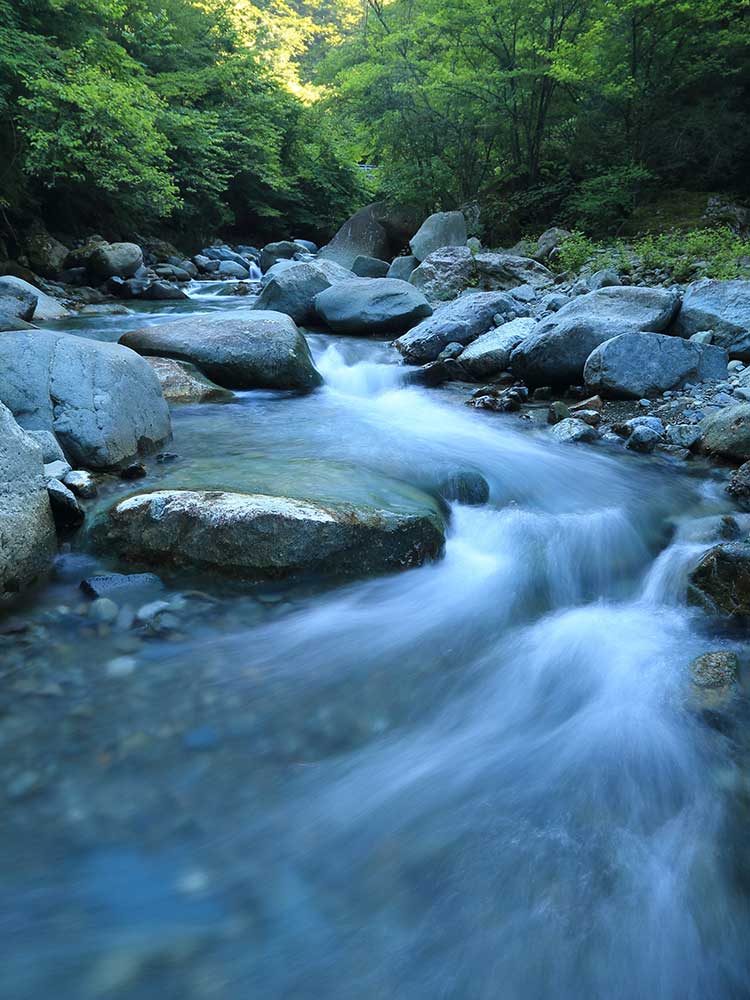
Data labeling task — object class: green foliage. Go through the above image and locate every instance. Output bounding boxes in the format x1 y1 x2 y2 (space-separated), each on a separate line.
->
563 165 654 233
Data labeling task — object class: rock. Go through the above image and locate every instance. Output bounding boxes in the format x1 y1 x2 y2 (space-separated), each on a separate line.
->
46 478 84 529
260 259 298 287
727 462 750 509
320 202 418 268
26 430 65 463
584 333 727 399
0 330 171 469
351 255 390 278
436 470 490 505
570 395 603 413
23 225 69 278
510 283 537 304
63 469 97 498
0 280 37 322
690 331 713 344
534 228 571 262
699 404 750 461
666 424 702 449
468 387 526 413
0 316 36 332
511 286 682 387
121 312 322 391
63 236 107 269
457 317 537 378
314 278 432 335
626 425 662 453
541 292 570 312
588 268 621 290
293 239 318 253
688 542 750 617
253 260 352 324
0 403 56 596
547 401 570 424
193 255 219 274
44 459 72 480
88 242 144 279
437 342 465 361
388 256 418 281
550 418 598 444
92 488 445 583
409 211 467 262
0 275 69 320
394 291 522 364
81 572 163 601
673 279 750 358
141 281 189 301
689 650 739 712
260 241 304 273
217 260 250 279
89 597 119 624
119 462 147 480
145 358 234 403
409 246 553 302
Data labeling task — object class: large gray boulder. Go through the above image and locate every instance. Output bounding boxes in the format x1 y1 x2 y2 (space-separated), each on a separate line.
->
0 275 70 320
672 279 750 359
0 331 171 469
121 311 322 391
699 404 750 461
0 280 37 321
394 291 524 364
314 278 432 335
410 246 552 302
320 202 418 268
388 256 418 281
0 403 56 597
253 260 352 324
534 228 572 262
92 488 445 582
409 211 467 262
351 255 390 278
88 242 144 279
458 317 537 378
511 286 681 386
259 241 300 273
584 333 727 399
217 260 250 279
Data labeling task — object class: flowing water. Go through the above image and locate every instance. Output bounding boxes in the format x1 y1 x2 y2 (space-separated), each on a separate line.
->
2 282 750 999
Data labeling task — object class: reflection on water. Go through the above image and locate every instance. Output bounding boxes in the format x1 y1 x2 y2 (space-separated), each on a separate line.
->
1 288 749 999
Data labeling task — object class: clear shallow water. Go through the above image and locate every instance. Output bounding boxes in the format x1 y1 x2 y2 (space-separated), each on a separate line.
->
1 289 750 999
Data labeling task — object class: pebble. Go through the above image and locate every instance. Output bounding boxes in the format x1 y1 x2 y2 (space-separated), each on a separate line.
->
638 399 651 408
106 656 137 677
89 597 119 624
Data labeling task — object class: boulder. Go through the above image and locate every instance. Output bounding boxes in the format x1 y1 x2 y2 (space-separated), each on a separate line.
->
699 404 750 461
24 225 68 278
534 228 571 262
293 239 318 253
388 256 418 281
688 542 750 617
511 286 681 387
0 330 171 469
726 461 750 508
435 470 490 505
121 311 322 391
0 275 69 320
0 403 56 596
689 651 739 712
314 278 432 335
673 279 750 358
145 358 235 403
550 418 598 444
583 334 727 399
92 488 445 582
253 260 352 324
351 255 390 278
63 236 107 270
319 202 418 268
87 242 144 279
0 280 37 321
409 246 553 302
394 291 523 364
217 260 250 279
47 478 85 530
141 281 189 301
409 211 467 262
260 241 301 273
25 430 65 463
458 317 537 378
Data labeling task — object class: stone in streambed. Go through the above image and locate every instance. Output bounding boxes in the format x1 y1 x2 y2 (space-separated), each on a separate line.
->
699 404 750 461
92 489 445 583
145 358 234 404
0 275 70 320
351 255 390 278
87 242 143 279
458 317 537 378
314 278 432 335
689 651 739 713
673 279 750 358
253 260 352 324
120 311 322 391
409 211 467 262
688 541 750 617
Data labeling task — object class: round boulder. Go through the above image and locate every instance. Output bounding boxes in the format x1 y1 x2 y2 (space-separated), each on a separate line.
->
88 242 144 279
314 278 432 335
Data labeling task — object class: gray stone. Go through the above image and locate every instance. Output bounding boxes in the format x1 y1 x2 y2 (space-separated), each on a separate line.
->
92 488 445 583
0 403 56 596
260 241 305 273
293 239 318 253
626 425 662 452
666 424 702 449
534 228 571 262
90 597 119 624
699 404 750 461
253 260 352 324
0 331 171 469
588 268 621 290
0 276 69 320
121 312 322 391
394 292 522 364
511 286 682 387
690 331 714 344
436 470 490 506
44 459 72 480
217 260 249 279
319 202 417 268
409 246 553 302
458 317 537 378
550 418 597 444
673 279 750 358
145 357 234 404
314 278 432 335
81 572 163 601
351 255 390 278
25 430 65 463
540 292 570 313
260 259 298 287
63 469 97 498
47 476 84 527
387 256 418 281
88 242 144 279
409 211 467 262
584 333 727 399
0 280 37 321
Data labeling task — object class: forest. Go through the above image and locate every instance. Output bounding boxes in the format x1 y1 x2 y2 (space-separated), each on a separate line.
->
2 0 750 245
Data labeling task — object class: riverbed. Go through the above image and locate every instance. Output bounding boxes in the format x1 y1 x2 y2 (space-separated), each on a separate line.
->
2 281 749 999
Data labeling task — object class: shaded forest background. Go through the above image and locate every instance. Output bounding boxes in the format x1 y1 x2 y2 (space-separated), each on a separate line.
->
2 0 750 247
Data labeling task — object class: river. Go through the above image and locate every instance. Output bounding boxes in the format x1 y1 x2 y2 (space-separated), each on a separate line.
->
2 281 749 999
